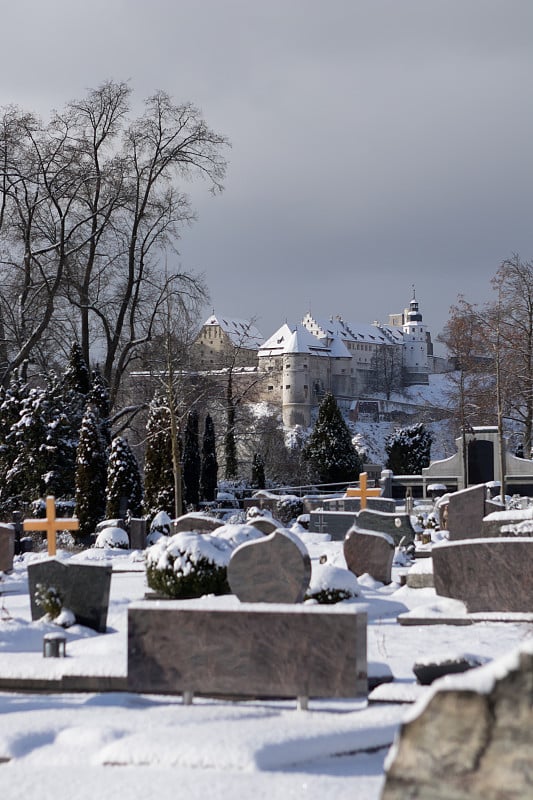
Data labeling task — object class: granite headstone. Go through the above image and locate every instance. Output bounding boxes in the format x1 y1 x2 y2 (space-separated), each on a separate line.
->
432 538 533 613
344 527 395 584
0 523 15 572
173 513 224 533
27 559 112 632
446 483 487 540
227 530 311 603
355 508 416 546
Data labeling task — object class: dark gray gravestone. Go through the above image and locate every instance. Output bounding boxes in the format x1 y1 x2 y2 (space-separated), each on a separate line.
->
309 511 358 540
227 530 311 603
446 483 486 540
0 523 15 572
344 527 395 584
27 559 112 632
323 497 396 513
433 538 533 613
128 518 147 550
128 601 368 699
355 509 415 546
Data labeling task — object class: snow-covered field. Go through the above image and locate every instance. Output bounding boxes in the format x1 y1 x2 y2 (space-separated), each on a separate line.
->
1 539 531 800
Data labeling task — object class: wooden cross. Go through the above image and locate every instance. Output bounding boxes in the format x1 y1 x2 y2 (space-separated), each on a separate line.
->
345 472 382 509
23 496 80 557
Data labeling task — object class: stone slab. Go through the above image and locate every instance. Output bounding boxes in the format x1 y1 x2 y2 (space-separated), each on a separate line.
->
308 511 358 540
433 538 533 613
322 497 397 513
128 518 147 549
173 513 224 533
128 600 368 699
344 528 394 584
355 509 415 546
0 523 15 572
227 530 311 603
27 559 112 632
446 483 486 540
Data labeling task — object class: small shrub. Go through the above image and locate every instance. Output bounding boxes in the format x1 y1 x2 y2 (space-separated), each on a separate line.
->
146 531 232 599
306 587 355 605
35 583 64 619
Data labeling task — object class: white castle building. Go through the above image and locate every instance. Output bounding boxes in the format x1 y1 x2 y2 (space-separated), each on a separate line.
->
257 293 435 427
193 293 441 428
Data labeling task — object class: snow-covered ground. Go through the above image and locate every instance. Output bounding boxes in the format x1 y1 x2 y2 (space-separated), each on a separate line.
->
0 538 531 800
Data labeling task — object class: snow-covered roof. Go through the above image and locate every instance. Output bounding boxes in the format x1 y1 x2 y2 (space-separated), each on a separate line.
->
259 323 331 357
203 314 264 349
302 314 403 345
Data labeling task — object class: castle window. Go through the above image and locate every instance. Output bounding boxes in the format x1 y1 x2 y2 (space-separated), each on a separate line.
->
285 384 291 389
268 385 273 391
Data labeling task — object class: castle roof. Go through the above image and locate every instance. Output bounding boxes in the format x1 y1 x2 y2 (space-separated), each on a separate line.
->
302 314 403 345
259 323 331 357
203 314 264 349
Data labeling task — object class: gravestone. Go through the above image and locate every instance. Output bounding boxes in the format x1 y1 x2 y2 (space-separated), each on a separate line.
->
446 483 499 540
382 642 533 800
308 511 357 540
322 497 396 513
128 599 368 700
355 508 415 546
344 527 395 584
128 518 147 550
0 523 15 572
27 559 112 632
432 538 533 612
412 653 487 685
227 530 311 603
173 513 223 534
247 516 279 535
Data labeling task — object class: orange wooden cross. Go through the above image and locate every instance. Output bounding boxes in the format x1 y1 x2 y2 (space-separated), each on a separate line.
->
23 496 80 556
345 472 382 509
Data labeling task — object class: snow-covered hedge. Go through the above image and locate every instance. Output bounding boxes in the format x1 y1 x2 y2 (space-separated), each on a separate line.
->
94 526 130 549
145 523 262 599
305 562 359 605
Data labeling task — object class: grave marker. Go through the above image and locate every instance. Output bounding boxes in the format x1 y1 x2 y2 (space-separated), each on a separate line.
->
27 559 112 632
227 530 311 603
345 472 382 509
0 523 15 572
23 496 79 556
344 527 395 584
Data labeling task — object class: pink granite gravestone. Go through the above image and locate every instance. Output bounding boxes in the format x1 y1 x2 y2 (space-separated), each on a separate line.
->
227 530 311 603
344 527 395 584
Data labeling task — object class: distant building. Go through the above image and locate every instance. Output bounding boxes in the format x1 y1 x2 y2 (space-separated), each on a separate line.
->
193 295 441 428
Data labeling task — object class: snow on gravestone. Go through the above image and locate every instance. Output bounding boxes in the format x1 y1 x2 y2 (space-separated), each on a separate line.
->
227 530 311 603
382 641 533 800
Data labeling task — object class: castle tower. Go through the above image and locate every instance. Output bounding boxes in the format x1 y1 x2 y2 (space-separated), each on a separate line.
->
402 288 430 384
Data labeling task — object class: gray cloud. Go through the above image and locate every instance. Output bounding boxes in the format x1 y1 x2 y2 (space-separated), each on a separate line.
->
1 0 531 349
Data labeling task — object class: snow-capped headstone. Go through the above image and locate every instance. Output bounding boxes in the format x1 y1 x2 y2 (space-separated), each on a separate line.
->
173 513 223 533
247 516 280 535
0 523 15 572
433 538 533 613
27 559 112 632
446 483 490 540
344 527 395 584
227 530 311 603
412 653 488 685
382 642 533 799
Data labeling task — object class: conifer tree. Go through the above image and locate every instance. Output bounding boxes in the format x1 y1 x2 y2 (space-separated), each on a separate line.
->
105 436 143 519
385 423 432 475
75 405 108 537
183 409 201 509
64 342 90 396
0 379 28 511
143 396 177 517
87 369 112 447
200 413 218 502
251 452 266 489
303 393 362 485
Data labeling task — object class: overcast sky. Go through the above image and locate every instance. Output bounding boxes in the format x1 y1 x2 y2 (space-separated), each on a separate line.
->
1 1 531 350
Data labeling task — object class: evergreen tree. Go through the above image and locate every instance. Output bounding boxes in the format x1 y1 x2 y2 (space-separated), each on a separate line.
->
41 376 80 498
64 342 90 396
303 393 362 485
200 413 218 502
251 452 266 489
183 409 201 509
143 396 176 517
75 404 108 537
0 379 29 511
385 423 432 475
105 436 143 518
87 369 112 447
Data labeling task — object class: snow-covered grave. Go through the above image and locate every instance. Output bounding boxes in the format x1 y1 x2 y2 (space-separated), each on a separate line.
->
0 514 532 800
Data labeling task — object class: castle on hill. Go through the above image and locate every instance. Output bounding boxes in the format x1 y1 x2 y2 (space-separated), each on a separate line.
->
193 293 445 427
